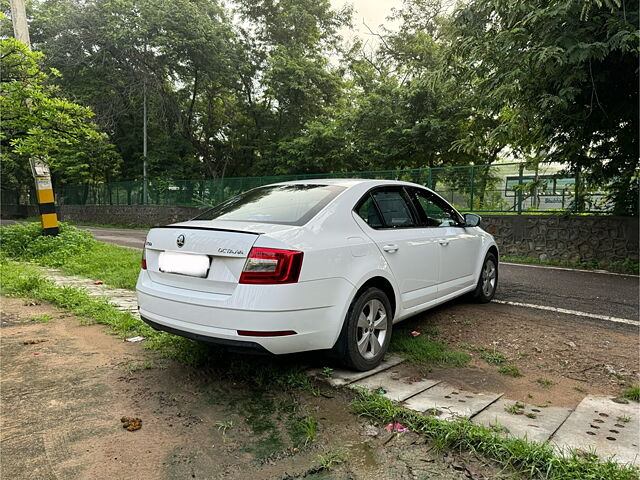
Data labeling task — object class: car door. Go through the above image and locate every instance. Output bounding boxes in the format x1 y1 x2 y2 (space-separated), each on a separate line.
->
406 187 481 297
354 187 441 310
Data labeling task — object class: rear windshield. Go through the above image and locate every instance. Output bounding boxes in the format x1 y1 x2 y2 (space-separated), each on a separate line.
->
193 184 346 226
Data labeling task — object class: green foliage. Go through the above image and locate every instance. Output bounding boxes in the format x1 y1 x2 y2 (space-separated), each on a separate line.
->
621 386 640 402
481 351 507 365
352 390 639 479
0 222 94 266
390 330 470 367
498 365 523 378
0 222 140 289
0 38 120 194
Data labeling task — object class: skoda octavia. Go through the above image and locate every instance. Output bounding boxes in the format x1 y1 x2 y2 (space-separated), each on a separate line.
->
136 180 498 371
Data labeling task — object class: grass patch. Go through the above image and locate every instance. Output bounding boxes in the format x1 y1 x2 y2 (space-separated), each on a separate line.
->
1 222 140 290
620 385 640 402
28 314 53 323
536 378 555 388
502 256 639 275
390 330 469 367
498 365 523 377
316 448 348 470
505 402 525 415
351 391 638 479
481 351 507 365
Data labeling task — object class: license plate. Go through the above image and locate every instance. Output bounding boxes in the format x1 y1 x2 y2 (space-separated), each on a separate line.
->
158 251 211 278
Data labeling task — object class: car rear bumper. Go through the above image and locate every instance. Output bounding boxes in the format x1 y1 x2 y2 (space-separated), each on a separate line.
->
136 271 354 354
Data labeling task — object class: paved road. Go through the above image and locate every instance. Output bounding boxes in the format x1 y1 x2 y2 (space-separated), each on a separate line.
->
3 221 638 323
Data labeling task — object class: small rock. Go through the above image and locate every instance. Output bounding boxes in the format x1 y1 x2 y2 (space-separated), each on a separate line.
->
565 341 577 348
362 424 379 437
604 364 617 375
534 346 543 353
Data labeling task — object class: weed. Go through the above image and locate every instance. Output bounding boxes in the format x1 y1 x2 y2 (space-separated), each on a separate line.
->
215 420 234 442
620 385 640 402
391 330 469 367
481 351 507 365
122 360 155 374
28 314 53 323
0 222 140 290
288 415 317 446
320 367 334 380
458 343 486 352
617 416 631 423
351 390 638 479
525 412 537 419
536 378 555 388
505 402 525 415
424 326 441 336
573 386 587 393
317 448 347 470
462 320 476 328
498 365 522 377
490 424 510 434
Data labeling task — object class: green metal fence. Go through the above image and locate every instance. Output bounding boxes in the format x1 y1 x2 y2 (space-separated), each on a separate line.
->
16 162 612 213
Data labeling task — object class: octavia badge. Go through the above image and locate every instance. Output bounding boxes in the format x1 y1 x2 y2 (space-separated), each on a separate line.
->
176 234 185 248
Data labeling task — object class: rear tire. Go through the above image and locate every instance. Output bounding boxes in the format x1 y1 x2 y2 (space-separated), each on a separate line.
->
334 287 393 371
472 252 498 303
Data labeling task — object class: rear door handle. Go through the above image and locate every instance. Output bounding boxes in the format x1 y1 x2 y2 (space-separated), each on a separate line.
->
438 239 450 246
382 244 399 253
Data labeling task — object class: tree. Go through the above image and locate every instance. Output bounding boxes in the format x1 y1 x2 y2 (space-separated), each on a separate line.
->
0 38 120 195
450 0 639 214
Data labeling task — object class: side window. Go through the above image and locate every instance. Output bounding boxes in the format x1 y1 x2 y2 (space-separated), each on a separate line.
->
356 195 383 228
410 189 460 227
370 189 416 228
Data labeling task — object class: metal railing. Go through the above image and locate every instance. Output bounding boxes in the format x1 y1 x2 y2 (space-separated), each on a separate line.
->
8 163 611 213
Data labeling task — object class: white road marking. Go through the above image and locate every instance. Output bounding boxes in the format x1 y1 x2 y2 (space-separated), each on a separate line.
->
501 262 638 278
493 299 640 326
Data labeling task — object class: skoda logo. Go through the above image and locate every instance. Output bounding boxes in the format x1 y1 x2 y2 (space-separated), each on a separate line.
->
176 234 185 248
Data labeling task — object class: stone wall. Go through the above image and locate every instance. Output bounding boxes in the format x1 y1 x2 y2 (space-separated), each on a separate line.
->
56 205 205 227
2 204 637 263
482 215 639 263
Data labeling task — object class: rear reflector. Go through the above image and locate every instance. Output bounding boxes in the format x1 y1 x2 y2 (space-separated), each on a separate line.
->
141 246 147 270
237 330 297 337
239 247 303 284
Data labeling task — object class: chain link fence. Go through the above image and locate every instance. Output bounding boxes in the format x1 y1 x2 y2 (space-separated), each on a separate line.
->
9 163 610 213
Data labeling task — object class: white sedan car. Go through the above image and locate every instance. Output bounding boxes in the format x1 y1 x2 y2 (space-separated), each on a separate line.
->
136 179 498 371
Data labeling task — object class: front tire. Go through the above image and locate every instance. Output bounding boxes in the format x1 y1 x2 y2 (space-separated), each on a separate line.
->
334 287 393 371
473 252 498 303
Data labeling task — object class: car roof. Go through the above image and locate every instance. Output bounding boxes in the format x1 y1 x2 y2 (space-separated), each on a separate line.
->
272 178 422 188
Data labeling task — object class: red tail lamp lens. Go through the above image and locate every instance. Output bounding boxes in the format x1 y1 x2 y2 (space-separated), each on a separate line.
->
239 248 303 284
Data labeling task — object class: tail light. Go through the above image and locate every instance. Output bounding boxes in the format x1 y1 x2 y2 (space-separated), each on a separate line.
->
239 247 303 284
141 245 147 270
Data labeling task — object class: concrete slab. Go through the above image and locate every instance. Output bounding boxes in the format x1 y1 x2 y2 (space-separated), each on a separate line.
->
323 355 405 387
403 383 503 421
551 396 640 466
473 398 572 443
350 369 441 402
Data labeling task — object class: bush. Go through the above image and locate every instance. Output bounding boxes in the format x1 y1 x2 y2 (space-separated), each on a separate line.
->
1 222 95 266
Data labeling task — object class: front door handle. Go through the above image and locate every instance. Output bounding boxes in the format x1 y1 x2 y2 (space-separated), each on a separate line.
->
382 244 399 253
438 239 450 246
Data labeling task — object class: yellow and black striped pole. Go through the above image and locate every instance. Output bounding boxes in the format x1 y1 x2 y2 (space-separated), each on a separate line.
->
30 158 59 236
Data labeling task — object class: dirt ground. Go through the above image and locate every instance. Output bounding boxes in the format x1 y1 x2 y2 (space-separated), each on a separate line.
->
394 299 640 408
1 296 508 480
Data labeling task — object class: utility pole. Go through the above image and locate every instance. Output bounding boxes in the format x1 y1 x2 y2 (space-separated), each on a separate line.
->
10 0 30 46
143 82 148 205
12 0 59 235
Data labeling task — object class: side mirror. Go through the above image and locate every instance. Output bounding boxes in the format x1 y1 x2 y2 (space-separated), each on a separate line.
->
463 213 481 228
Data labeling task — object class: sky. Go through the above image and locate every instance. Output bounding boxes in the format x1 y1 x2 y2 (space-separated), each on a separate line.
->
330 0 402 48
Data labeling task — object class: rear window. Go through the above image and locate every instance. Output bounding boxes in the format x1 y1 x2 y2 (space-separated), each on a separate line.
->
193 184 346 226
